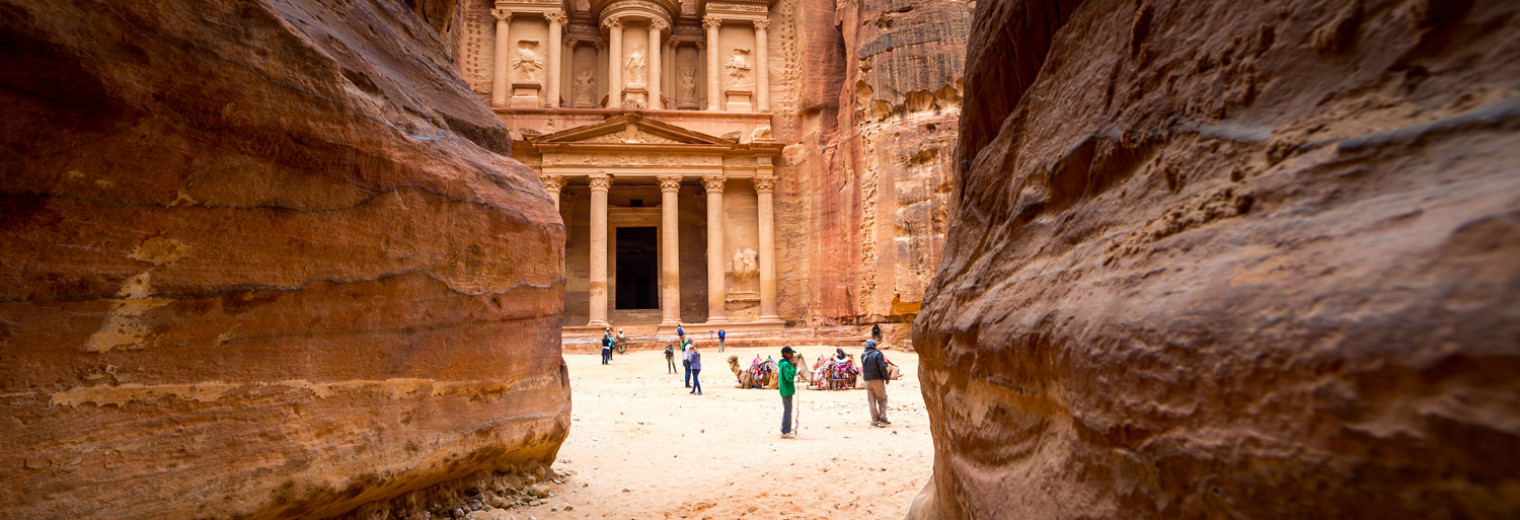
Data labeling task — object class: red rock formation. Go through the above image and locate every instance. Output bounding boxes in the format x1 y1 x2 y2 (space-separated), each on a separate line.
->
914 0 1520 518
0 0 568 518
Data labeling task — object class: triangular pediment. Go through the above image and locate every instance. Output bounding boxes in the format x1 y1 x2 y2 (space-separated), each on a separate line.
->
531 114 734 146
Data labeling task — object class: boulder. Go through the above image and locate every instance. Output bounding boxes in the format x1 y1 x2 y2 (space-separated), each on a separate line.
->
0 0 568 518
913 0 1520 518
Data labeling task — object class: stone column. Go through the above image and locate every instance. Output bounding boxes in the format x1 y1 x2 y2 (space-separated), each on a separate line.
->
541 174 564 210
605 18 623 109
753 174 779 320
491 9 512 106
754 20 770 112
702 175 728 323
649 20 666 110
658 175 682 326
588 174 612 328
703 16 721 111
546 11 567 107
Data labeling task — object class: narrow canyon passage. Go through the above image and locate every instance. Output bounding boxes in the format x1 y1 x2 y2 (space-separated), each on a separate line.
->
537 346 932 519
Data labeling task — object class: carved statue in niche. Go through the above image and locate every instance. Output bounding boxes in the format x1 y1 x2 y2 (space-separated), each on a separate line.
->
724 48 753 88
678 66 697 99
512 40 545 82
625 44 647 87
732 248 759 282
573 70 596 106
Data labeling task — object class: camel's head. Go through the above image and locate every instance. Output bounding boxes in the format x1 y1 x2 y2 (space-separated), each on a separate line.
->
728 355 739 367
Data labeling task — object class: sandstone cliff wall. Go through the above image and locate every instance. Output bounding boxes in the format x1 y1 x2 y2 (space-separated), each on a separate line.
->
0 0 569 518
913 0 1520 518
770 0 969 338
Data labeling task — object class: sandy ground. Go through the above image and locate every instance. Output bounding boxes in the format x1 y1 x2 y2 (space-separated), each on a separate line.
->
524 345 933 519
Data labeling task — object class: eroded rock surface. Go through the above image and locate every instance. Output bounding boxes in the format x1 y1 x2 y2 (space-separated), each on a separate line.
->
914 0 1520 518
0 0 568 518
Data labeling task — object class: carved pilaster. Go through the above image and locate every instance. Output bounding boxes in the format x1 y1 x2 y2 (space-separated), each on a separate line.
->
752 20 769 30
601 17 624 30
491 8 512 21
702 16 723 30
545 11 568 25
651 19 670 32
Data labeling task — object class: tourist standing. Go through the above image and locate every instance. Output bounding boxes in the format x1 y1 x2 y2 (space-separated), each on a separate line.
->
601 331 613 365
871 323 882 342
615 328 629 355
688 345 703 395
676 323 685 342
664 343 677 374
861 339 890 426
717 329 726 352
682 339 693 388
779 346 798 438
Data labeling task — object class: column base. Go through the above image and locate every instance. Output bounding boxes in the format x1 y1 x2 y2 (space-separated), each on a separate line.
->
704 317 729 325
587 320 610 329
759 315 781 322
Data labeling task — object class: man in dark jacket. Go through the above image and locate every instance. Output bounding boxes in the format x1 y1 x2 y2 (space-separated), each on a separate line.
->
861 339 890 427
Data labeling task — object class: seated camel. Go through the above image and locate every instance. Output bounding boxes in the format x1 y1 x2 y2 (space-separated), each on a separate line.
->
728 355 757 388
810 353 860 390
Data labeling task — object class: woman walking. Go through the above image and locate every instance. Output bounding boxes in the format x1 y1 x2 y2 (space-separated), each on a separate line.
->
688 344 704 395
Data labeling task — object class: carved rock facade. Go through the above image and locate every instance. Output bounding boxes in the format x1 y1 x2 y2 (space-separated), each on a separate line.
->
0 0 569 518
912 0 1520 518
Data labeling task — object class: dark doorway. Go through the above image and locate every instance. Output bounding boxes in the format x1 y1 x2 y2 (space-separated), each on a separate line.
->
615 226 659 309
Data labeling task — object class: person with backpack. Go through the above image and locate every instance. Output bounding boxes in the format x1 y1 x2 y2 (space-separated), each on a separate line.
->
682 338 694 388
778 346 799 438
687 343 704 395
600 330 613 365
664 343 677 374
717 329 726 352
861 339 891 427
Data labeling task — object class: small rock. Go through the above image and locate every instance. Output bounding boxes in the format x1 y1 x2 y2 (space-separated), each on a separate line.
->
453 508 466 518
621 487 632 493
467 499 484 511
561 504 574 511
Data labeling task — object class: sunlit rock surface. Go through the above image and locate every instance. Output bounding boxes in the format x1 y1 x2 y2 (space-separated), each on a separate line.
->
0 0 568 518
913 0 1520 518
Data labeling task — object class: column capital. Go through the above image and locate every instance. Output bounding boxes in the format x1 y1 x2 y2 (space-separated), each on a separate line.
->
541 174 565 192
702 16 723 30
491 8 512 22
651 19 670 32
602 17 624 30
659 175 683 193
752 20 770 31
589 173 612 191
701 175 726 193
545 10 568 25
752 175 776 194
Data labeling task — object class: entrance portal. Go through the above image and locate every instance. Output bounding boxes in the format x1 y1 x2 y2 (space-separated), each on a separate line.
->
615 226 658 310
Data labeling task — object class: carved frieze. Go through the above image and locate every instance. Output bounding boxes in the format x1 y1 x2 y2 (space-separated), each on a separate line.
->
543 153 721 167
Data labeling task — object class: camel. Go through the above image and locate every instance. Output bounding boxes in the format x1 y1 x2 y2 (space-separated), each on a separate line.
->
810 353 860 390
729 354 811 389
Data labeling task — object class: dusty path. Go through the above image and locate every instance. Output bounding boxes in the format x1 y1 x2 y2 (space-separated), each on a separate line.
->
527 345 933 519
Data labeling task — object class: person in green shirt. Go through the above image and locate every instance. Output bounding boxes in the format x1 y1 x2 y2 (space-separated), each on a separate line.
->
779 346 799 438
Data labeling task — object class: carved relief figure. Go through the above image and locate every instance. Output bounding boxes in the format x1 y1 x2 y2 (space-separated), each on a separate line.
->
512 40 545 82
625 44 647 87
678 66 697 99
724 48 753 88
732 248 759 282
573 70 596 106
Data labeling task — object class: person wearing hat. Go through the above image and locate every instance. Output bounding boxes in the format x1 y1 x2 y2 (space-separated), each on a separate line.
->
861 339 891 427
778 346 799 438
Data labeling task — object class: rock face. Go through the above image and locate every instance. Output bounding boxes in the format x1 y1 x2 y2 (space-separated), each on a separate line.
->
0 0 568 518
914 0 1520 518
771 0 970 337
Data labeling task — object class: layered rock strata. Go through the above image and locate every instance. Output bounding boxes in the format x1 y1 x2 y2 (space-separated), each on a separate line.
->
914 0 1520 518
0 0 568 518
